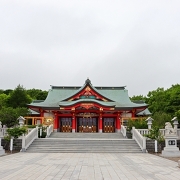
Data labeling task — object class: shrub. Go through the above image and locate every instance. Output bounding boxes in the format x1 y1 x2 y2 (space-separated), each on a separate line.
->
144 126 164 142
7 126 27 139
127 118 148 131
25 125 36 128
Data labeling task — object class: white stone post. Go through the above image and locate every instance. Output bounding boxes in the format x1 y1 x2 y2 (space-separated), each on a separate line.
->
145 117 154 129
155 140 158 153
132 127 135 139
0 137 5 156
40 128 42 138
36 126 39 138
10 138 13 153
46 126 49 138
142 137 146 153
171 117 178 134
21 134 26 152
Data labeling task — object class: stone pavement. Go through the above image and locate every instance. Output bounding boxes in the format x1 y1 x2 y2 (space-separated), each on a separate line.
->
0 153 180 180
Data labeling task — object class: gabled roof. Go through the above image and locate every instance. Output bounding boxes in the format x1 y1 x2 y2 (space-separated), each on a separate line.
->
28 78 148 111
136 108 152 116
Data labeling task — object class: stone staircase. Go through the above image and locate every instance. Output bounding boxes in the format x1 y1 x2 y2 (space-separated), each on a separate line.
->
50 132 125 139
26 133 142 153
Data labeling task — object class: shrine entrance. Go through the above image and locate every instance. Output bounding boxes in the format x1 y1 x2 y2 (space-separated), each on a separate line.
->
77 118 98 133
60 118 72 132
103 118 115 133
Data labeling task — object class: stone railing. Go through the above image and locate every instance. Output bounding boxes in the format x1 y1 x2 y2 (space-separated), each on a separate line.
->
0 127 33 138
46 124 53 137
21 126 38 152
137 128 180 139
120 125 127 137
137 129 149 136
132 127 146 153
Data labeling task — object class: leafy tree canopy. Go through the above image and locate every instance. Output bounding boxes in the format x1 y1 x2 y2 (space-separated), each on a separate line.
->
0 107 30 127
152 112 172 128
130 95 146 102
132 84 180 118
0 93 8 109
3 89 13 95
6 85 32 108
26 89 48 100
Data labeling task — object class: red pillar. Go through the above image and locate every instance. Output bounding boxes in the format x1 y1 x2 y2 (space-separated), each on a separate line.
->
54 113 58 132
40 110 44 124
116 112 120 133
75 117 76 132
99 113 102 133
132 109 136 118
72 113 75 133
57 115 60 132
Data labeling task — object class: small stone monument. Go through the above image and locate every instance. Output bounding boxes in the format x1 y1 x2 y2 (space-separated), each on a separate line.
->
162 120 180 157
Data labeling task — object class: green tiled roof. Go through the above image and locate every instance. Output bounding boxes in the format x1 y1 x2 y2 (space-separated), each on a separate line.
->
59 99 116 107
136 108 152 116
28 79 148 110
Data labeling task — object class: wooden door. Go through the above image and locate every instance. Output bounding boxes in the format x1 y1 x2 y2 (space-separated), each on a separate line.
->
78 118 97 133
61 118 72 132
103 118 115 133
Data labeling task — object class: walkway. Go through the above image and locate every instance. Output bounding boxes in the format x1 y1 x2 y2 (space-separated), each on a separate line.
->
0 153 180 180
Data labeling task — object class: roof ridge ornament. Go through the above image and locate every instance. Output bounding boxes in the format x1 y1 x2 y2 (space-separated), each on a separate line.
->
85 78 91 84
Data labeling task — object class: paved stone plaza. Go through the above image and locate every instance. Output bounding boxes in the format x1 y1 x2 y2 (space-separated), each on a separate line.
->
0 153 180 180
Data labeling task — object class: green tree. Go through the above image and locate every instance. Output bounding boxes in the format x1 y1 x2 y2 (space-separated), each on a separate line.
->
165 84 180 115
130 95 146 102
145 84 180 116
0 107 29 127
3 89 13 95
7 127 27 139
175 110 180 124
0 93 8 109
26 89 48 100
145 126 164 142
152 112 172 128
0 89 4 94
6 85 32 108
127 118 148 131
146 87 168 114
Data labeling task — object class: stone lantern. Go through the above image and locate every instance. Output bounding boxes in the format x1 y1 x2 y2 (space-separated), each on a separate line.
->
171 117 178 133
145 117 154 129
18 116 25 127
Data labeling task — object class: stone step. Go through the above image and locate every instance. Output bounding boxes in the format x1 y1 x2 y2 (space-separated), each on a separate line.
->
26 150 142 153
26 140 141 153
26 132 141 153
49 132 125 139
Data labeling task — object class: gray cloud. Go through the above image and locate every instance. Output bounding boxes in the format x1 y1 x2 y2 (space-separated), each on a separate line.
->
0 0 180 96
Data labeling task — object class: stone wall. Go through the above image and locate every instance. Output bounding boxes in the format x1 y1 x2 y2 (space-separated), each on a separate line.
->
146 140 164 153
146 139 180 153
1 139 22 151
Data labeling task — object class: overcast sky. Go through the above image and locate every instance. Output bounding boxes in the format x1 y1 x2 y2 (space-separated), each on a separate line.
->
0 1 180 97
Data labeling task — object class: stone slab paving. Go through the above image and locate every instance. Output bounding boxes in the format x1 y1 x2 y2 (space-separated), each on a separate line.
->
0 153 180 180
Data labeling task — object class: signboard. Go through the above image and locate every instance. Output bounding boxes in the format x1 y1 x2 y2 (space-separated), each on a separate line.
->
168 140 175 145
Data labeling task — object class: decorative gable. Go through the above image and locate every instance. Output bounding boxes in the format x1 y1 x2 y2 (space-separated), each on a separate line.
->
67 86 109 102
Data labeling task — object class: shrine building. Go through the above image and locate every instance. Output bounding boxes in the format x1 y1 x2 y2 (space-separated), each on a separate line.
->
27 78 149 133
